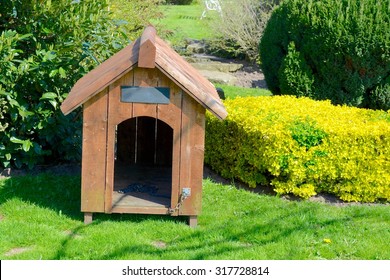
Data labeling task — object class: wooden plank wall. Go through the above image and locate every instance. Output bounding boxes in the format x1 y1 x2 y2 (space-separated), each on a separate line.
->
61 40 139 115
179 93 206 216
132 68 159 167
104 68 183 213
81 89 109 213
157 80 183 216
81 66 205 217
105 71 134 213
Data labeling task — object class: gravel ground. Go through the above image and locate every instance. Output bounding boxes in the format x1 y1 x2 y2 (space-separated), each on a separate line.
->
232 63 267 89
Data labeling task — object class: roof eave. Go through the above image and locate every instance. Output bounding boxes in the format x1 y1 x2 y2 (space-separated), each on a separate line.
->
60 40 140 115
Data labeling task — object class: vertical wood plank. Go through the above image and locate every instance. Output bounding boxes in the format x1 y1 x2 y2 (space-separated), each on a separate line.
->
179 93 206 216
105 71 134 213
132 68 158 167
189 104 206 215
107 70 135 125
157 80 183 215
132 67 159 119
81 89 108 213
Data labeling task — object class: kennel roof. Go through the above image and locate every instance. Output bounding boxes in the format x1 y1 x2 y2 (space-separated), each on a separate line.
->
60 26 227 120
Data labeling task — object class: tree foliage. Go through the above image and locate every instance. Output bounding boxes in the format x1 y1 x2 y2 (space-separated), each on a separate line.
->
0 0 129 168
211 0 279 62
259 0 390 110
109 0 163 40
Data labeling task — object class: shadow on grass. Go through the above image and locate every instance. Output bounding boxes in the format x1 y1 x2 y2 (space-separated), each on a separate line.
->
0 172 381 260
0 173 83 220
92 209 358 260
0 173 189 225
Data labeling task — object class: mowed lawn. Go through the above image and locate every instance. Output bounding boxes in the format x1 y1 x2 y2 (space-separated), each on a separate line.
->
1 4 388 261
0 173 389 260
153 4 219 45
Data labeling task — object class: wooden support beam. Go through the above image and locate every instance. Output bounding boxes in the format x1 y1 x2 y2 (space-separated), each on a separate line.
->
84 212 93 224
138 25 157 69
188 216 198 228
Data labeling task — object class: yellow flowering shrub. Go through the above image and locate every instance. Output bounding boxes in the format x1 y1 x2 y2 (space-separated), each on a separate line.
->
205 96 390 202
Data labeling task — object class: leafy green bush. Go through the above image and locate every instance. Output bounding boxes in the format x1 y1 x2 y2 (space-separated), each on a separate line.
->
288 118 327 150
0 97 8 132
206 38 247 60
110 0 163 40
259 0 390 110
205 96 390 202
0 0 129 168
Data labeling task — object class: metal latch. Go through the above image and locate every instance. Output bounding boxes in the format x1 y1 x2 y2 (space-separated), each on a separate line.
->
182 188 191 198
168 188 191 215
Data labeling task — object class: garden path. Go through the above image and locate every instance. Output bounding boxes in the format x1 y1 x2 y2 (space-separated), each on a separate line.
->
184 40 267 88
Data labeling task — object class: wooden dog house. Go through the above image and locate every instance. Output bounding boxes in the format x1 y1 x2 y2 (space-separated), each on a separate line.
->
60 26 227 227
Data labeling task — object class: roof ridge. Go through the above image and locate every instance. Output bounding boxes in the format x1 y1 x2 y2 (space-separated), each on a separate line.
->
61 26 227 120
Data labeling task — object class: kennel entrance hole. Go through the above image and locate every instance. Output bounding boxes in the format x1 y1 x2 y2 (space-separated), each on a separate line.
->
112 117 174 208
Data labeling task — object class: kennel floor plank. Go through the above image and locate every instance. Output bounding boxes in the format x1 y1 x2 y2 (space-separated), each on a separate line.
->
111 165 172 209
112 192 170 208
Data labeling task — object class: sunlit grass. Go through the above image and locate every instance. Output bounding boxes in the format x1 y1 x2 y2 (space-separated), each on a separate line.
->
152 4 219 46
214 83 272 99
0 174 389 260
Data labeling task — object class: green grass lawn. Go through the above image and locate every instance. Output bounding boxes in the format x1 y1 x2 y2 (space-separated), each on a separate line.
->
0 173 389 260
153 4 218 45
214 84 272 99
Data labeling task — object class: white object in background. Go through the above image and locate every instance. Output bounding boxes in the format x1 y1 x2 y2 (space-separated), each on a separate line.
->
201 0 222 19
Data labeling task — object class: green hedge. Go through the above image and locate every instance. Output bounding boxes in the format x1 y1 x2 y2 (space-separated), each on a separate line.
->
205 96 390 202
259 0 390 110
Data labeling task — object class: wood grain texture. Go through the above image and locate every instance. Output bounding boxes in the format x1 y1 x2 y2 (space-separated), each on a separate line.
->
138 25 157 69
157 81 183 213
63 26 228 220
81 89 108 213
61 26 227 120
132 68 159 119
178 93 206 216
104 68 183 214
140 25 157 46
105 71 134 213
111 206 169 215
61 39 139 115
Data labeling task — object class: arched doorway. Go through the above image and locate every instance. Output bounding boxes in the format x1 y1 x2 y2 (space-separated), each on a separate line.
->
112 116 173 208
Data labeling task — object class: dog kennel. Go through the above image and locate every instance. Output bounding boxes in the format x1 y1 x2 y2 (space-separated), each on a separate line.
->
60 26 227 227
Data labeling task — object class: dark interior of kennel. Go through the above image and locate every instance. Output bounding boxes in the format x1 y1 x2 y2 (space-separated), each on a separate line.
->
112 116 174 208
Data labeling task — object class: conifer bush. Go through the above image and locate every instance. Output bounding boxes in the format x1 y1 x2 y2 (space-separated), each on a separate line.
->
259 0 390 110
